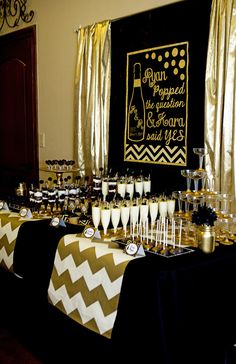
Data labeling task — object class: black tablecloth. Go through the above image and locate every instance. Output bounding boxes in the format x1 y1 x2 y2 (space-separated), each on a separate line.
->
5 219 236 363
112 245 236 364
13 219 84 297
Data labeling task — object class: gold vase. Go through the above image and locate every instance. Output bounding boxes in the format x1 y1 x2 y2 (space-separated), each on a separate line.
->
197 224 215 254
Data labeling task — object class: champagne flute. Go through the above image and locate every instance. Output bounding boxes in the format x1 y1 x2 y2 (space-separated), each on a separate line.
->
120 203 130 237
189 170 207 195
130 201 139 238
159 200 168 218
143 176 151 195
135 177 143 198
149 198 158 241
219 193 234 218
140 199 149 224
130 201 139 225
126 177 134 200
102 177 109 201
92 203 100 229
172 191 183 216
117 178 126 199
111 203 121 234
101 202 111 236
186 193 204 212
205 192 220 213
179 191 191 219
206 174 216 193
139 201 149 243
181 169 195 192
193 147 208 171
149 198 159 225
167 198 175 218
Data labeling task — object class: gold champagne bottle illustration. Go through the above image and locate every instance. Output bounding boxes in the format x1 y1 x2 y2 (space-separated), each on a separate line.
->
128 62 145 142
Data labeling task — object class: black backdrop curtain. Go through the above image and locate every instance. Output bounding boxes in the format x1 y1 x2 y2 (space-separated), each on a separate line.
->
108 0 212 195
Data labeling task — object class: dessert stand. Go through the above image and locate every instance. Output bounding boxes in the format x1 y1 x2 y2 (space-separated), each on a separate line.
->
40 165 80 186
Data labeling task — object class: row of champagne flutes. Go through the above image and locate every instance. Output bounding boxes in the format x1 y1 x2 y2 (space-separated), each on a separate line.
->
180 146 235 219
94 175 151 200
180 169 209 194
176 145 236 246
179 147 214 214
92 197 176 236
172 188 236 246
173 190 235 218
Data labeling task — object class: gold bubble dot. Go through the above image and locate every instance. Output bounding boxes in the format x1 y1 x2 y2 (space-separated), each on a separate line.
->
179 59 185 69
151 52 156 60
172 48 178 57
180 73 185 80
145 53 149 59
164 62 169 69
171 59 176 66
165 51 170 58
158 55 162 62
173 68 178 75
180 49 185 57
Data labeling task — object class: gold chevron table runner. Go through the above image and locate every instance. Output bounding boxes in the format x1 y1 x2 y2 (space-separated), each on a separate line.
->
0 211 29 271
48 235 138 338
0 211 42 272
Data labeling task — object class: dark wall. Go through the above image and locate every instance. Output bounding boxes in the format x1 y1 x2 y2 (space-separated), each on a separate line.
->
108 0 212 195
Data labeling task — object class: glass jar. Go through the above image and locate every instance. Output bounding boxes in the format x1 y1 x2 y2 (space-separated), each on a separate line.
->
197 224 215 253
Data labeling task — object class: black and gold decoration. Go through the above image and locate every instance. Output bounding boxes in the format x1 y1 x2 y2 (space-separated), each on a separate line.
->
0 0 34 31
109 0 212 193
125 42 188 166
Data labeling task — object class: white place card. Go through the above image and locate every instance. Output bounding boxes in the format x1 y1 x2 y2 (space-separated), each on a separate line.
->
0 200 10 211
19 207 33 219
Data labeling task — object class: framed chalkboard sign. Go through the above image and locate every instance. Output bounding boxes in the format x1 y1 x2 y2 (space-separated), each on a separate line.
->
108 0 212 194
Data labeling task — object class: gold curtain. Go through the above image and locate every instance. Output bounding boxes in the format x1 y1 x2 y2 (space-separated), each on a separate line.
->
205 0 236 201
74 20 111 180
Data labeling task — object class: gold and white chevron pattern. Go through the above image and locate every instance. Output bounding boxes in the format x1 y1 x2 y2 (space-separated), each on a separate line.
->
124 144 186 165
0 212 26 271
48 235 136 338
